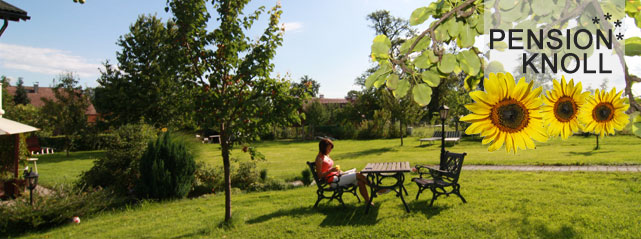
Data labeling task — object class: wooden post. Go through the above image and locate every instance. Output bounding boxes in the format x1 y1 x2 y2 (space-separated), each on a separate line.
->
14 134 19 178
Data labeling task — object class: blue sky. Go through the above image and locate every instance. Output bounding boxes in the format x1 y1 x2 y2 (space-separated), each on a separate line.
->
0 0 431 98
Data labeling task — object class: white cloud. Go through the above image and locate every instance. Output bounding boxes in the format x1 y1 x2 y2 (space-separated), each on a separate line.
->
0 43 101 78
283 22 303 32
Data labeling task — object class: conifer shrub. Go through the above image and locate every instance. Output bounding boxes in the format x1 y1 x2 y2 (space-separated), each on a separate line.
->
136 132 196 200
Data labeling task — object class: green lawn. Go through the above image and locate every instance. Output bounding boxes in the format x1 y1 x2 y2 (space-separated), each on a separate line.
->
198 135 641 180
20 170 641 238
34 151 103 187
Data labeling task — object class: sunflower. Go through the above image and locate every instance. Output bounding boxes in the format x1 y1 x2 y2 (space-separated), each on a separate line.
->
461 72 547 153
578 88 629 137
541 76 591 139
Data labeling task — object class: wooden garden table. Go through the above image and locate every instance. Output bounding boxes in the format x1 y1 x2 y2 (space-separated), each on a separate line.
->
361 162 411 214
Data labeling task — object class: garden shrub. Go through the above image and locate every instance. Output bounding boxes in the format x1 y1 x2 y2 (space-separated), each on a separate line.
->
301 168 312 186
0 186 124 235
78 123 157 194
231 161 259 190
259 169 268 181
137 133 196 200
191 161 224 197
0 134 29 178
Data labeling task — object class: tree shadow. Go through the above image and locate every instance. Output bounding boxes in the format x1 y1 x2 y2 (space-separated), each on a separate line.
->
334 147 395 160
37 151 104 163
566 150 613 157
516 215 577 239
247 203 381 226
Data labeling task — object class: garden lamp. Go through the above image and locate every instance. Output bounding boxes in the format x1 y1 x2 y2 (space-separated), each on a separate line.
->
23 167 38 206
439 105 449 169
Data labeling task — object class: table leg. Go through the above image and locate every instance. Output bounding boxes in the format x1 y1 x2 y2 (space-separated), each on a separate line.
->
396 173 410 212
365 174 376 214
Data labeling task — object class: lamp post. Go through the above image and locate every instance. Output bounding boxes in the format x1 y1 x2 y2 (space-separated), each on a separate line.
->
439 105 449 169
23 167 38 206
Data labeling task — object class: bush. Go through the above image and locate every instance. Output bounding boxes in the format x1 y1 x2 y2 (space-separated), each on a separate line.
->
231 161 259 190
301 168 312 186
191 161 224 197
0 134 29 178
78 123 157 194
0 186 124 235
137 133 196 200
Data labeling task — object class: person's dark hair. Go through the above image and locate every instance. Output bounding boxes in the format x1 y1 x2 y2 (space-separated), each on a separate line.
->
318 138 334 155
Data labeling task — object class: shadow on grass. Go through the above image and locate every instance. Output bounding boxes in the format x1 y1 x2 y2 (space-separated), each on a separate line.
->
517 216 577 239
407 200 449 219
37 151 105 164
334 147 395 160
566 150 613 157
246 203 381 226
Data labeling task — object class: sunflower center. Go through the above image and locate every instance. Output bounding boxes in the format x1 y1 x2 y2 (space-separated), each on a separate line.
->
553 96 577 122
491 99 529 133
592 103 614 122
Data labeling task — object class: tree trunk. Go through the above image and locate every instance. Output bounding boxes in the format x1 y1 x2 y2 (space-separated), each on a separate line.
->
399 121 404 146
595 134 599 150
221 125 232 222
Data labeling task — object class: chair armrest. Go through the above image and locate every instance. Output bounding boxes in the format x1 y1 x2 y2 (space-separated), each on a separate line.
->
428 167 454 179
415 165 436 178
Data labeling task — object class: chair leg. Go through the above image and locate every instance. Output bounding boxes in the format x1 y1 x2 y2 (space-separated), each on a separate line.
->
415 186 424 200
429 186 439 207
314 197 322 207
402 185 408 196
454 185 466 203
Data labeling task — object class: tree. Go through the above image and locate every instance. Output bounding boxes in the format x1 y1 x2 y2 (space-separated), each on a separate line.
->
291 75 320 97
13 78 30 105
41 72 90 157
304 101 329 137
94 15 196 129
0 76 14 115
166 0 304 222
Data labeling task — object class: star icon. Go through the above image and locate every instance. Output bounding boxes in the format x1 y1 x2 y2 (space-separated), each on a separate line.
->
616 32 624 40
604 12 612 20
614 19 622 28
592 16 600 24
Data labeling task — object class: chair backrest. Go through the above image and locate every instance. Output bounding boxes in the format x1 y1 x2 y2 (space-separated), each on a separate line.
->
432 131 443 137
442 151 466 183
306 161 326 188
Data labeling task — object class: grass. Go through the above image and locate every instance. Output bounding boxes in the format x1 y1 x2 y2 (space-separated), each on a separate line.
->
197 135 641 180
19 170 641 238
34 151 103 187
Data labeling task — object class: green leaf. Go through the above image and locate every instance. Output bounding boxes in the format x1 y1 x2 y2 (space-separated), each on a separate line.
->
531 0 553 16
364 72 380 88
438 54 456 73
412 84 432 106
490 41 508 52
485 61 505 74
373 72 389 88
394 79 410 99
633 113 641 138
414 53 431 69
464 75 481 91
410 7 431 26
365 61 392 88
425 50 438 63
445 18 459 37
421 70 441 87
371 34 391 60
414 36 431 52
457 25 475 48
385 74 399 90
636 13 641 29
475 16 484 34
625 37 641 56
458 50 481 76
434 25 450 42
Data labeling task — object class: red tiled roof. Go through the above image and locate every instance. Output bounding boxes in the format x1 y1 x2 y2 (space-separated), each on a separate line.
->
6 85 97 115
313 98 349 104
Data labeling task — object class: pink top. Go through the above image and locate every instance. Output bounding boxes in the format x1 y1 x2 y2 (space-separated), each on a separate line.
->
319 155 338 183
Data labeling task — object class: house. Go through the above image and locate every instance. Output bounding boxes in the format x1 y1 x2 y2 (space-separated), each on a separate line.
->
305 94 352 108
5 83 99 123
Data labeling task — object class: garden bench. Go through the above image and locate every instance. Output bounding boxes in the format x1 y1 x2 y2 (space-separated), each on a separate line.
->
419 131 461 145
26 136 54 155
306 161 360 208
411 151 467 206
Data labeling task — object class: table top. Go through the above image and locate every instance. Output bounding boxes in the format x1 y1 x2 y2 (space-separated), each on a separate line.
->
362 162 411 173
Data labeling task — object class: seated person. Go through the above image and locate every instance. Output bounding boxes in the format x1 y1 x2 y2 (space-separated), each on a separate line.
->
315 138 373 204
